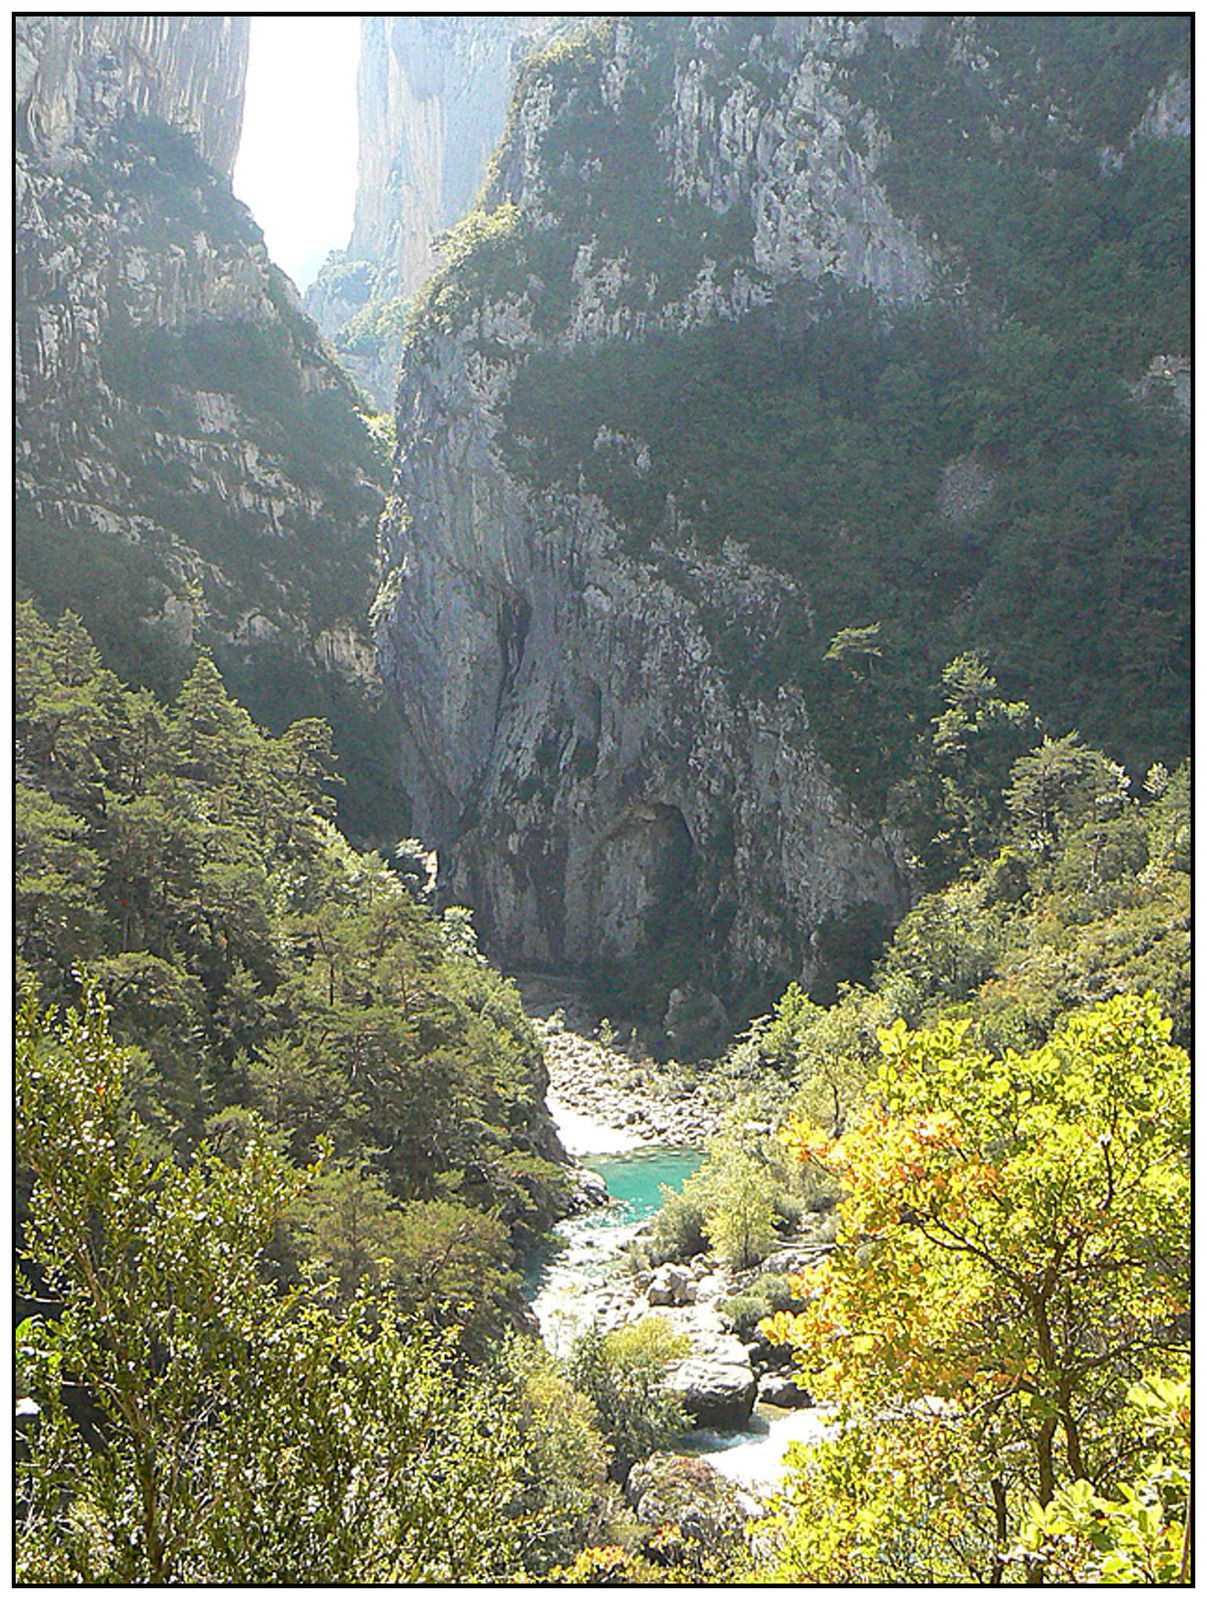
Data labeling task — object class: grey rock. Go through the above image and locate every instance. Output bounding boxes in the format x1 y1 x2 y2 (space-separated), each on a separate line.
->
304 17 558 403
1131 353 1191 426
759 1245 831 1277
373 21 921 1000
648 1264 697 1307
1137 71 1191 142
937 453 998 526
16 16 248 176
625 1452 751 1542
663 985 730 1060
567 1167 610 1213
668 1335 757 1429
758 1371 814 1409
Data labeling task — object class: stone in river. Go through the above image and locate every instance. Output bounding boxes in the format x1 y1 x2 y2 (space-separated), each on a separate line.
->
758 1371 814 1409
668 1336 757 1429
647 1263 696 1306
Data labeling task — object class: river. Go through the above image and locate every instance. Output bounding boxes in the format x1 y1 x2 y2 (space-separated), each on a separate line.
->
527 1106 835 1496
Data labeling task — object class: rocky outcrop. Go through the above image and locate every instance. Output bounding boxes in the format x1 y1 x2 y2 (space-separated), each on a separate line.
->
375 18 916 1006
372 15 1188 1001
757 1371 813 1409
16 16 248 175
1131 353 1191 425
648 1264 699 1308
14 15 400 841
937 453 998 526
1137 71 1191 143
626 1453 753 1539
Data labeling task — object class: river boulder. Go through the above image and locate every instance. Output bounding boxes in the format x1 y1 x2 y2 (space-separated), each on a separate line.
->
758 1371 813 1409
625 1452 751 1543
668 1336 757 1429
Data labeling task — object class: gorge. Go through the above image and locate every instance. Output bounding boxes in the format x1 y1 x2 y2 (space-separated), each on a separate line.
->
14 13 1192 1586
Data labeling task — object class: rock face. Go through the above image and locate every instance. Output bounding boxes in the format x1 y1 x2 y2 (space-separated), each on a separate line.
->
375 18 916 1005
15 15 399 841
1137 71 1191 143
371 15 1188 1004
350 16 548 302
16 15 248 176
305 16 554 404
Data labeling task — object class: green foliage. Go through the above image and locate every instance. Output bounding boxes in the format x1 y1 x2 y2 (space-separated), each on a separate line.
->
570 1317 691 1482
647 1124 797 1269
386 1199 517 1358
14 988 579 1583
701 1152 780 1269
335 294 410 360
846 20 1190 356
490 1335 620 1571
1012 1377 1190 1583
892 652 1039 883
15 604 569 1264
714 732 1189 1146
721 1274 801 1342
647 1184 710 1265
824 623 883 676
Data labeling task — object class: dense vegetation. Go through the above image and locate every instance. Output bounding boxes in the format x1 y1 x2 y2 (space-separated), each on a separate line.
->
14 606 719 1581
16 110 401 845
15 604 568 1249
761 994 1189 1583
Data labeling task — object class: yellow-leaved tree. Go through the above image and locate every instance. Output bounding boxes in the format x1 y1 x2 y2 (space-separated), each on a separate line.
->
756 992 1190 1584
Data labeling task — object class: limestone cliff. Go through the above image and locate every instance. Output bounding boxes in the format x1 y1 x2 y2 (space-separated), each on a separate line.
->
305 16 554 405
374 15 1190 1019
377 18 926 1013
351 15 552 302
16 15 248 176
15 15 400 842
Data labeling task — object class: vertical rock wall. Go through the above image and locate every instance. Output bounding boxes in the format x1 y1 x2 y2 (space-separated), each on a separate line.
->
14 13 400 843
16 15 248 176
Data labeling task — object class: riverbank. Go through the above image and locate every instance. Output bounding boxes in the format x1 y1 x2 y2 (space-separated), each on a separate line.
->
518 972 723 1150
526 1066 838 1502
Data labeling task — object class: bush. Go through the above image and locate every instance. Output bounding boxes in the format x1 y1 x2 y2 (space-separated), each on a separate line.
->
703 1153 780 1268
570 1317 691 1482
721 1273 802 1339
720 1294 772 1343
648 1186 709 1264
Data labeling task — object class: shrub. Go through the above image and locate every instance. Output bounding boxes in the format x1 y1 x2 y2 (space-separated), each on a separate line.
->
648 1185 709 1263
570 1317 691 1482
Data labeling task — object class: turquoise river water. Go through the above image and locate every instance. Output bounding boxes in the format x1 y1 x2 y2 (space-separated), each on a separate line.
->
583 1146 703 1222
